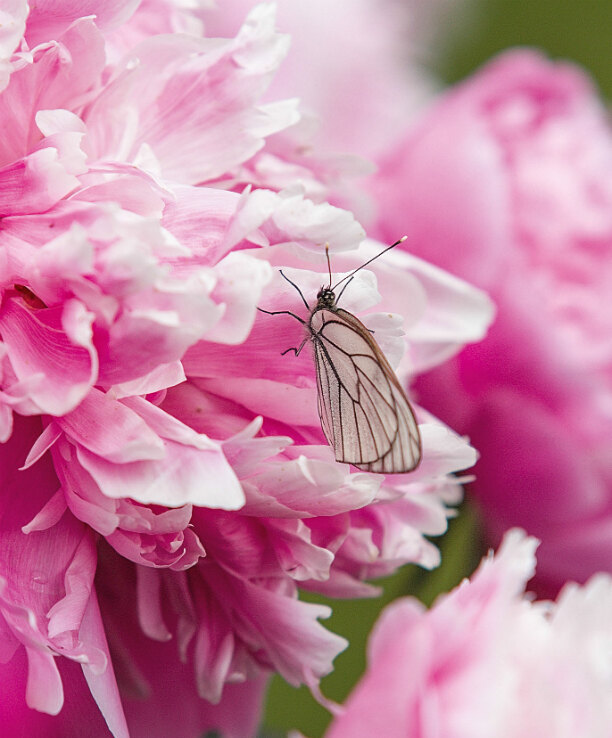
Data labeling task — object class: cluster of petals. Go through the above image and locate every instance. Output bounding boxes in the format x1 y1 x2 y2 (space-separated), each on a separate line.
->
370 49 612 596
326 529 612 738
0 1 494 736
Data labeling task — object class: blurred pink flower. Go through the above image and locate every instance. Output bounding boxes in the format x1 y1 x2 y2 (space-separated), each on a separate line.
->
201 0 435 160
326 528 612 738
0 2 493 736
371 50 612 597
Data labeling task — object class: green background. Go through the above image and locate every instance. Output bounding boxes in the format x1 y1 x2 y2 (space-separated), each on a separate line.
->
262 1 610 735
436 0 612 97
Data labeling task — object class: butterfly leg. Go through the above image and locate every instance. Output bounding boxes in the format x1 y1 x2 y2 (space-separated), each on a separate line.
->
257 307 306 325
281 337 308 357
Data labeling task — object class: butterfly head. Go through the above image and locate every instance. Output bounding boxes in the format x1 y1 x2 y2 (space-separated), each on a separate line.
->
316 287 337 308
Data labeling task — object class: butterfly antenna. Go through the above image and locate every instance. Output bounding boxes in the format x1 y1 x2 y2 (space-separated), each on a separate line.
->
325 243 333 289
279 270 310 311
330 236 407 291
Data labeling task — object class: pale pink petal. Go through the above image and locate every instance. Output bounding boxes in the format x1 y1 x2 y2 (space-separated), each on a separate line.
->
161 185 241 266
47 532 97 639
106 510 206 570
84 5 297 183
56 389 164 463
75 440 244 509
226 187 366 253
0 2 28 92
242 454 382 518
406 422 478 482
197 377 318 428
395 252 497 373
0 18 105 163
263 190 366 252
25 646 64 714
204 251 273 345
21 422 62 469
192 592 236 703
22 488 67 534
326 530 540 738
0 147 80 216
111 360 185 399
265 518 334 582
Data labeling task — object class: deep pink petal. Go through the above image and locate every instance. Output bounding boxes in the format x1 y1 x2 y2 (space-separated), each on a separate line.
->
95 547 268 738
0 415 125 733
0 297 97 415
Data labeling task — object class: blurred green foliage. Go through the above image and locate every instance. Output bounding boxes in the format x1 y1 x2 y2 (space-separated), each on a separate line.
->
436 0 612 96
261 1 609 735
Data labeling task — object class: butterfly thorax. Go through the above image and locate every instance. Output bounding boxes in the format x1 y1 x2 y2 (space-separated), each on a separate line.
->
316 287 337 309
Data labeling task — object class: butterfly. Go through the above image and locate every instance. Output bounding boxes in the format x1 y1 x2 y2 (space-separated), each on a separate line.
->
259 238 422 474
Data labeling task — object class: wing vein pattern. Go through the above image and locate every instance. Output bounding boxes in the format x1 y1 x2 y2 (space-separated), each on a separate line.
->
310 308 421 473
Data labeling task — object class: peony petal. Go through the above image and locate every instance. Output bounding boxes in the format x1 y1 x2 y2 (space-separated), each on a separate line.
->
111 360 185 399
56 389 164 464
0 298 97 416
22 489 67 534
0 18 105 163
204 251 273 345
25 647 64 714
76 439 245 509
0 1 28 92
79 593 130 738
406 422 478 482
136 567 172 641
20 422 62 469
85 5 297 183
25 0 140 45
162 185 241 266
0 148 80 216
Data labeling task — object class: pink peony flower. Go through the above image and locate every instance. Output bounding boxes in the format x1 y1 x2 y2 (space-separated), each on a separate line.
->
326 529 612 738
371 50 612 597
0 2 493 736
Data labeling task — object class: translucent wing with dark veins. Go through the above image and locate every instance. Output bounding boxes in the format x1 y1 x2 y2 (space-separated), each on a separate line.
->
310 307 421 473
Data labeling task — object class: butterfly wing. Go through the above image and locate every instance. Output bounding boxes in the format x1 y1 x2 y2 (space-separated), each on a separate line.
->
311 307 421 473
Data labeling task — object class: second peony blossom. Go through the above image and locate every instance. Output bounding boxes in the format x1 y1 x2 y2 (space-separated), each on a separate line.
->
370 49 612 598
326 529 612 738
